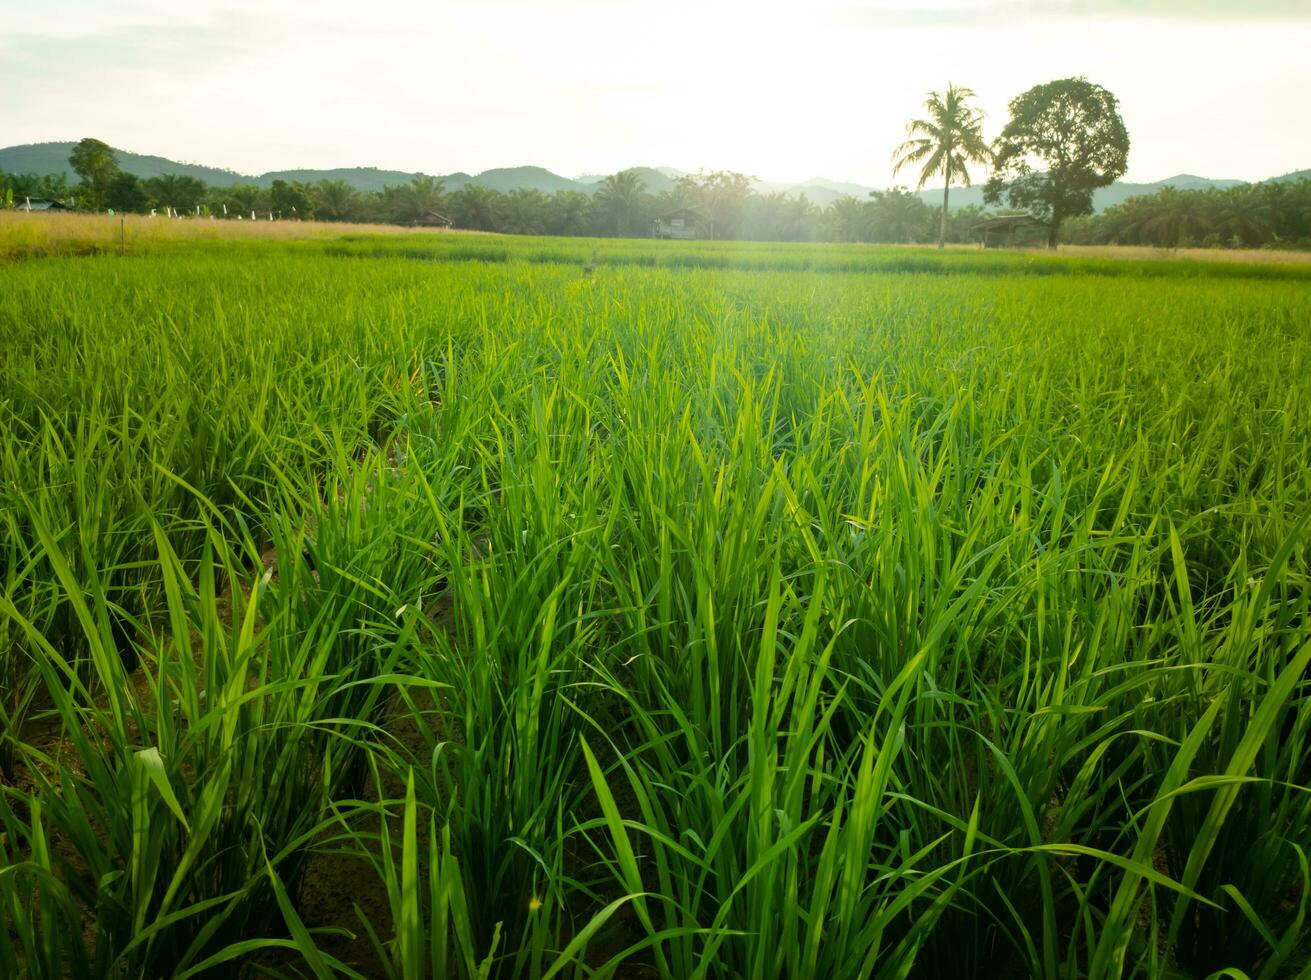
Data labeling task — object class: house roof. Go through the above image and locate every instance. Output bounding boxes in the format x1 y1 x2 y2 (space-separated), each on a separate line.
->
414 210 451 224
16 198 65 211
657 206 700 220
970 214 1045 232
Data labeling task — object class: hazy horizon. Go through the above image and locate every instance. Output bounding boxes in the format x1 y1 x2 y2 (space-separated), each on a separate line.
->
4 0 1309 187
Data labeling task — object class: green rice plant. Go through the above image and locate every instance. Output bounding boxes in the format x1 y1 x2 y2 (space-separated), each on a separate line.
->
1 232 1308 977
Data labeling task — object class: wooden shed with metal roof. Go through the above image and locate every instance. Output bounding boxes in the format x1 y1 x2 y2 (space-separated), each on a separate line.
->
653 207 700 240
412 210 453 228
15 197 68 212
971 214 1046 248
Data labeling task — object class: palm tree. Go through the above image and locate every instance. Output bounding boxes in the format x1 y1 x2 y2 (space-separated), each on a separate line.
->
144 173 206 214
892 84 991 248
593 170 647 237
1141 187 1211 248
1212 187 1276 247
869 187 933 244
400 175 446 224
447 184 502 231
315 179 359 222
828 196 870 243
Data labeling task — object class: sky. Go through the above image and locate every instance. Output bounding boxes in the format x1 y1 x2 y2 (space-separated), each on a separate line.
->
2 0 1309 187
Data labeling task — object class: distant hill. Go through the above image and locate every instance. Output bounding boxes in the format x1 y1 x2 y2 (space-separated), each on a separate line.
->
0 141 252 186
771 172 1254 211
454 166 582 195
902 173 1248 213
0 141 1301 211
0 142 589 196
576 167 679 195
259 166 427 193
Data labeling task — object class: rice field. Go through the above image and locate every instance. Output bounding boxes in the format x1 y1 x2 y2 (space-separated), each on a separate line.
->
1 224 1309 979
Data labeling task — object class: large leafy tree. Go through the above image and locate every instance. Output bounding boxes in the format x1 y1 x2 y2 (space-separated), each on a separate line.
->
986 77 1130 248
675 170 754 240
270 179 315 220
68 137 120 209
105 173 148 213
892 84 991 248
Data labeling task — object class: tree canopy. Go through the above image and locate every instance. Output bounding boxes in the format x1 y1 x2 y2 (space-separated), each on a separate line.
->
10 108 1309 251
593 170 647 237
68 137 119 209
985 77 1130 247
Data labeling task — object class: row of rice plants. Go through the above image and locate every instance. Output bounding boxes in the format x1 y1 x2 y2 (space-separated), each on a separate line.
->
1 242 1308 976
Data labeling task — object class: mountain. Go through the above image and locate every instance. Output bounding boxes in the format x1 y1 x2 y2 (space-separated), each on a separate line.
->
0 141 251 185
259 167 428 193
0 142 590 196
450 166 581 195
1149 173 1245 190
763 179 869 207
1 141 1301 211
1266 169 1311 184
622 167 679 194
576 167 679 194
904 173 1249 212
760 172 1253 212
792 178 877 204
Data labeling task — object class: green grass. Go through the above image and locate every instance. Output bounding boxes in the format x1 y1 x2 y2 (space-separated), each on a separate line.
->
323 233 1311 280
1 233 1309 978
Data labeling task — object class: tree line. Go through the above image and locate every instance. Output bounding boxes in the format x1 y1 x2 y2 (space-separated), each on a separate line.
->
0 144 994 244
5 80 1309 249
1066 180 1311 249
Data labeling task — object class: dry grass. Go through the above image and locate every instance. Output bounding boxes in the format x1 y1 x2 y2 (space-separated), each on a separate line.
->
5 210 1309 266
0 209 443 254
1056 243 1311 264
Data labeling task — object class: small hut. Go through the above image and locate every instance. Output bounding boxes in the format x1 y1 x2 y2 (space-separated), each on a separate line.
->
413 211 453 229
653 207 700 240
15 198 68 212
971 214 1047 248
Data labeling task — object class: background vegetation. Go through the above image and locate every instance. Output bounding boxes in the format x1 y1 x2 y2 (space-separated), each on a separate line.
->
4 71 1308 251
8 156 1308 249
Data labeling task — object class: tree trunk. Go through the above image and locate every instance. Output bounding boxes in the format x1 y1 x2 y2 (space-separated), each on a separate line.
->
939 180 949 249
1047 210 1060 250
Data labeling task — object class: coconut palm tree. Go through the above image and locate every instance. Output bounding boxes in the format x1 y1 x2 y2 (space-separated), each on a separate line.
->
892 84 991 248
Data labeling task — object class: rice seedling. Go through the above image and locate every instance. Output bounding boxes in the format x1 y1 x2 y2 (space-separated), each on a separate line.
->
1 228 1307 977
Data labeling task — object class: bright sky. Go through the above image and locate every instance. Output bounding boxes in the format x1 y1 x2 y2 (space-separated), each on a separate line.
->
3 0 1308 186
